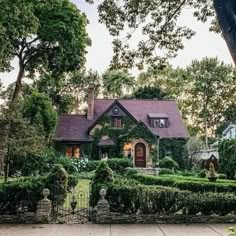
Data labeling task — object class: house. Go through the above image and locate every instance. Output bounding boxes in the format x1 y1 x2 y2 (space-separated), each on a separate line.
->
222 124 236 140
54 88 189 168
211 124 236 149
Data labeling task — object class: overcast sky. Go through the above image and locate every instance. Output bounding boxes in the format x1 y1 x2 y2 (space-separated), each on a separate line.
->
0 1 233 87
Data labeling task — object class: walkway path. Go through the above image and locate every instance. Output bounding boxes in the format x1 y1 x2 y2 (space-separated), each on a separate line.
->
0 223 234 236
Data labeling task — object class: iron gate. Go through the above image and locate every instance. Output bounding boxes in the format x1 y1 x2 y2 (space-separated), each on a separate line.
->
51 184 91 224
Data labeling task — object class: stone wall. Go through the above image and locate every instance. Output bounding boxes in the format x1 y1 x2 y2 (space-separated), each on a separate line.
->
0 189 51 224
0 213 36 224
96 212 236 224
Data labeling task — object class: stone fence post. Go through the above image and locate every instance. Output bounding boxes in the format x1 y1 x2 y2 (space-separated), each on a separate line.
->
36 189 52 223
96 189 110 223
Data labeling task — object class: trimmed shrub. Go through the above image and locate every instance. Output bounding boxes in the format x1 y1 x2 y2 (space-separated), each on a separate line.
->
198 169 207 178
90 161 114 207
159 168 175 175
125 168 139 177
106 179 236 215
131 174 236 193
218 174 227 179
0 177 45 214
45 164 68 200
107 158 133 173
159 156 179 170
219 139 236 179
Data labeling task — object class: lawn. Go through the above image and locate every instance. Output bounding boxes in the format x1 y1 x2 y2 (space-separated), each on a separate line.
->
64 178 91 210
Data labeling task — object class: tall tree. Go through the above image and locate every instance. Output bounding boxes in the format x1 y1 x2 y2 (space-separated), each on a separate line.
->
0 0 90 105
86 0 236 67
22 90 57 142
216 103 236 136
131 86 169 100
184 58 236 147
102 69 135 98
34 73 75 114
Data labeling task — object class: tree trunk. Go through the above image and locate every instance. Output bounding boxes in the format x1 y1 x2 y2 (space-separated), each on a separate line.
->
10 62 24 106
214 0 236 65
205 119 209 150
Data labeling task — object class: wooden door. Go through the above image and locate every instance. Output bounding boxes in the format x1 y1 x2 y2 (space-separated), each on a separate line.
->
135 143 146 167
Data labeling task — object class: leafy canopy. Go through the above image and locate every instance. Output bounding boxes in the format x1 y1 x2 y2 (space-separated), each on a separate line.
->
0 0 90 101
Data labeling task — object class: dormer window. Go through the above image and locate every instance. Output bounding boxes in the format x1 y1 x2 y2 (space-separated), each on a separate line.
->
153 119 166 128
148 113 168 128
112 117 122 128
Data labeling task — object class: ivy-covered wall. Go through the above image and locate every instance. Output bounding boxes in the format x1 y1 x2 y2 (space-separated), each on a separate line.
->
90 115 138 159
159 138 188 169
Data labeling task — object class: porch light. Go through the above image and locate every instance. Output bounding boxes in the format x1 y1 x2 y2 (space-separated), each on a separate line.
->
124 143 132 151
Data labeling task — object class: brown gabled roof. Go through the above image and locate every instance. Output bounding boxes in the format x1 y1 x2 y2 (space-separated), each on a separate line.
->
54 99 189 141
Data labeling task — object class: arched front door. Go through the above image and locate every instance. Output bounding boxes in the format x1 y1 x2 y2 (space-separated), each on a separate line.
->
135 143 146 167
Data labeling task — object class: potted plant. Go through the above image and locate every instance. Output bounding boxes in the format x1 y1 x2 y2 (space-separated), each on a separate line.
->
207 162 218 182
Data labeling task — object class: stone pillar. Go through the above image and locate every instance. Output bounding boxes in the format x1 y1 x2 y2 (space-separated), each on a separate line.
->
36 189 52 223
96 189 110 223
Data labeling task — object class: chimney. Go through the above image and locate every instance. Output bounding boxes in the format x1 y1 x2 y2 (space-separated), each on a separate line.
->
87 86 95 120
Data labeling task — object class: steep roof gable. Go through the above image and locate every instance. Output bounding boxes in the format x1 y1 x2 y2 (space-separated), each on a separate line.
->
54 99 189 141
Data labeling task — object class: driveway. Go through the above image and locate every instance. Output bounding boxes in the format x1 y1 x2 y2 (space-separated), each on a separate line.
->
0 224 234 236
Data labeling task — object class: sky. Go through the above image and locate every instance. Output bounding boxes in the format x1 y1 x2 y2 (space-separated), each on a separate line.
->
0 1 234 87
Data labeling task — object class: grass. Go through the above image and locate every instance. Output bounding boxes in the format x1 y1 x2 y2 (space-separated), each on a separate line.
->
64 178 91 210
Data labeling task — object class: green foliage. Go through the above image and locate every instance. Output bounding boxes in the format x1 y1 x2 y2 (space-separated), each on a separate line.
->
159 139 188 169
198 169 207 178
125 168 138 177
0 0 90 103
105 177 236 215
11 149 76 176
131 86 169 100
216 103 236 136
93 161 114 185
159 168 175 175
22 90 57 138
0 166 74 214
102 69 135 98
159 156 179 170
218 174 227 180
228 227 236 236
107 158 132 173
219 139 236 179
131 174 236 193
45 164 69 200
90 161 114 207
0 177 45 213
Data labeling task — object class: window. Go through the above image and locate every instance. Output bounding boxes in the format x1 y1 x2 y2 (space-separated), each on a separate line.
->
111 117 122 128
160 119 165 128
153 119 166 128
66 145 80 158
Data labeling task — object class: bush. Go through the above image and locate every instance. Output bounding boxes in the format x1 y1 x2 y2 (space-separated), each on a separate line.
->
45 164 68 200
0 165 73 214
106 178 236 215
125 168 138 177
159 156 179 170
218 174 227 179
0 177 45 214
107 158 133 173
131 174 236 193
159 168 175 175
11 149 77 176
198 169 207 178
219 139 236 179
90 161 114 207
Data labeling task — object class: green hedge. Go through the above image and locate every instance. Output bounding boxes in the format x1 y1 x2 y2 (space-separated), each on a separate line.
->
92 177 236 215
131 174 236 193
0 166 78 214
83 158 132 173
